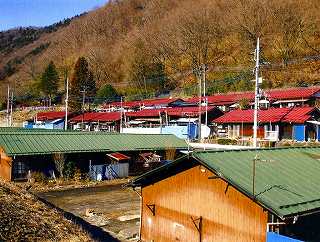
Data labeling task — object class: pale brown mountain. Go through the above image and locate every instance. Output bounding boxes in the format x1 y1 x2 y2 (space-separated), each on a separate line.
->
1 0 320 104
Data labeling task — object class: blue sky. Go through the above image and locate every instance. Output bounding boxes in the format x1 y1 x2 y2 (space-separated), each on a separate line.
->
0 0 107 31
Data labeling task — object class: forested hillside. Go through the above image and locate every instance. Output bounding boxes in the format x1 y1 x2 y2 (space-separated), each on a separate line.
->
1 0 320 104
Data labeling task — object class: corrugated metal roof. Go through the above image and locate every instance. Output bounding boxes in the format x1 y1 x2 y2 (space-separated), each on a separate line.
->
0 127 65 132
213 107 317 124
69 112 121 122
106 98 184 108
0 131 187 156
282 107 315 123
131 147 320 219
126 106 218 118
185 86 320 105
36 111 68 121
267 86 320 100
193 148 320 218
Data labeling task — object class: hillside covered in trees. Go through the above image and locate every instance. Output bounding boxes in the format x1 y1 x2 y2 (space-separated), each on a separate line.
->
1 0 320 105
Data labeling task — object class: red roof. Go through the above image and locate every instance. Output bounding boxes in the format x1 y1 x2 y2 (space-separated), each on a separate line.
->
126 106 217 118
106 100 142 108
105 97 182 109
70 112 121 122
126 109 165 118
186 86 320 105
267 86 320 100
282 107 315 123
107 152 130 161
36 111 68 121
140 98 182 106
167 106 217 117
213 107 316 124
186 92 255 105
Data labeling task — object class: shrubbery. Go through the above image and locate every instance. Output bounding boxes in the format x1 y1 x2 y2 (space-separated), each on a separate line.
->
216 138 238 145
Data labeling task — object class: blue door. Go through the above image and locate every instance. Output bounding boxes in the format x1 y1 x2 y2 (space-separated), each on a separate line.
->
267 232 303 242
293 125 305 141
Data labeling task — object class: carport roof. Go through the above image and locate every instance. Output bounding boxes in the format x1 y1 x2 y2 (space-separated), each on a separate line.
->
0 130 187 156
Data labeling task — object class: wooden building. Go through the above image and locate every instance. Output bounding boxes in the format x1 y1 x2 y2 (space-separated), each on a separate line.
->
0 128 187 181
0 147 12 181
130 147 320 242
213 107 320 142
69 112 121 131
24 111 74 130
126 106 223 127
104 97 188 111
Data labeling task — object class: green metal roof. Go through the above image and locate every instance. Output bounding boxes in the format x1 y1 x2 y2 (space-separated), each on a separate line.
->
131 147 320 219
0 130 187 156
0 127 68 132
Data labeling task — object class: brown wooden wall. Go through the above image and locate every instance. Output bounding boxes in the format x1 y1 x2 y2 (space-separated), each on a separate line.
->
0 148 12 181
141 165 267 242
241 124 264 138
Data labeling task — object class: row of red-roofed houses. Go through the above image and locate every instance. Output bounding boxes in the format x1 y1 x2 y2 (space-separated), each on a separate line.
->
104 86 320 111
24 86 320 142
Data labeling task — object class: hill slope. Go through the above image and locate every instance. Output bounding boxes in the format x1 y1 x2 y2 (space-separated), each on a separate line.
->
1 0 320 102
0 180 90 241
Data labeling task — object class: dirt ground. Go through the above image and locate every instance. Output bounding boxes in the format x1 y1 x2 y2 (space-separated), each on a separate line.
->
37 184 140 242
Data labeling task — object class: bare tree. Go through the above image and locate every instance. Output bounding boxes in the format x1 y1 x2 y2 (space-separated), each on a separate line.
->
53 153 65 178
271 1 305 66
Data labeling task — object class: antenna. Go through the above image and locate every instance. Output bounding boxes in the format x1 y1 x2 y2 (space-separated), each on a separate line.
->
252 154 260 197
253 37 260 148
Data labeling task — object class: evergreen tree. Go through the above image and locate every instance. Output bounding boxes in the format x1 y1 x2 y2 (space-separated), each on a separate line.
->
95 84 118 104
40 61 59 105
86 71 96 97
69 57 96 111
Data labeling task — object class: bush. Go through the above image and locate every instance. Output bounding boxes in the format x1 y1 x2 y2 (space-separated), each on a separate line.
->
217 138 238 145
73 168 82 182
31 171 48 184
63 160 76 179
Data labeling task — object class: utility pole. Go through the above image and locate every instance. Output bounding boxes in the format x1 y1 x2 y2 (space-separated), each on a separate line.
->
9 90 13 127
120 96 123 133
253 37 260 148
6 85 10 127
202 64 208 128
80 87 87 130
205 97 208 127
202 64 206 98
64 78 69 131
198 67 202 142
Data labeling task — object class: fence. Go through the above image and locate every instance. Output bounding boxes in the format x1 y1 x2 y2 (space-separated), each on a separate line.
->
89 163 129 181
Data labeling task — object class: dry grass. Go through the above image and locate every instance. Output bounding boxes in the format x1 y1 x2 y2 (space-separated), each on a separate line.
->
0 180 91 242
26 177 130 193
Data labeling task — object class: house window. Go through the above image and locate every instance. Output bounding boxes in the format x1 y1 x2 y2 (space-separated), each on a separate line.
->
264 124 279 141
228 124 240 138
13 161 27 179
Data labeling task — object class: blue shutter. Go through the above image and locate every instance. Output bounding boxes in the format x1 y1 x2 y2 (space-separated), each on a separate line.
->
267 232 303 242
293 125 305 141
